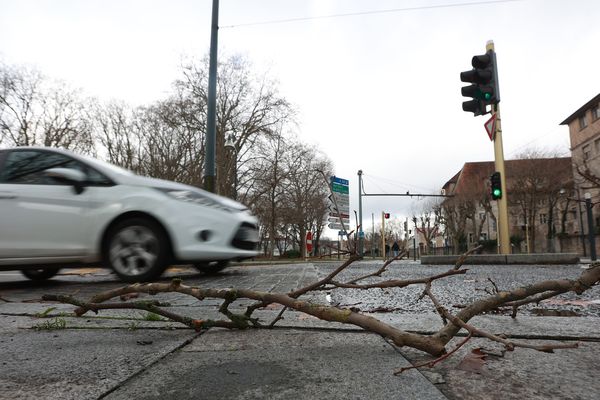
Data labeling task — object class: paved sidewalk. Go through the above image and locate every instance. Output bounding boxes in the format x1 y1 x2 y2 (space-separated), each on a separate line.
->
1 262 599 400
2 300 599 400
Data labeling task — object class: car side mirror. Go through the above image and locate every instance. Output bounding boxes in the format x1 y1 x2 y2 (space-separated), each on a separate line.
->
44 168 87 194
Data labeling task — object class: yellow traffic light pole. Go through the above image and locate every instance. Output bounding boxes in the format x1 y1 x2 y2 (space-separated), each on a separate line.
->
487 40 510 254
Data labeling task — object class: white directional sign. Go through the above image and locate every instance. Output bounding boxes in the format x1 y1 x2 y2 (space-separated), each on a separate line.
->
329 193 349 206
328 175 350 231
328 217 350 224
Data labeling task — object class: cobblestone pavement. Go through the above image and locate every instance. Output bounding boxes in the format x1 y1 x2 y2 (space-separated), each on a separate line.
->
315 260 600 317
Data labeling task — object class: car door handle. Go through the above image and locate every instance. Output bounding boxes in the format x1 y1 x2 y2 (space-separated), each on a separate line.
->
0 191 17 199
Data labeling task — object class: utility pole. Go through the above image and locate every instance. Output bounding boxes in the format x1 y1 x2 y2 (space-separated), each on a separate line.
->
371 213 375 259
487 41 510 254
381 212 385 260
358 170 364 256
585 192 597 261
204 0 219 192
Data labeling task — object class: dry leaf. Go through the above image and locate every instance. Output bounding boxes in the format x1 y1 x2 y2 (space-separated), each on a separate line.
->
456 348 487 374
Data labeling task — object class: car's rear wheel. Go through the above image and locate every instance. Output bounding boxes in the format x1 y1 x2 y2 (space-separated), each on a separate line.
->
21 267 60 281
194 260 230 275
105 218 168 282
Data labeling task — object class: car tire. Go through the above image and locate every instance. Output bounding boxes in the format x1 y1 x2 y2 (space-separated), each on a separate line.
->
104 218 169 283
193 260 230 275
21 267 60 281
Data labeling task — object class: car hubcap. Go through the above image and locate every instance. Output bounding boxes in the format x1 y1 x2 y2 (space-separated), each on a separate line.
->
109 225 158 277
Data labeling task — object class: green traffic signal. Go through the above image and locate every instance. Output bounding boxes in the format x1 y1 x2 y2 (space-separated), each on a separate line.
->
460 49 500 116
490 172 502 200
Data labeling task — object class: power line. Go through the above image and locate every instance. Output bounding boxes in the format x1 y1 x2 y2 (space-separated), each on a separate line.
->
221 0 525 29
506 126 569 158
364 173 438 193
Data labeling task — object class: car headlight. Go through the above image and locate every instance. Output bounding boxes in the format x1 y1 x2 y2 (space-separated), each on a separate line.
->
156 188 236 212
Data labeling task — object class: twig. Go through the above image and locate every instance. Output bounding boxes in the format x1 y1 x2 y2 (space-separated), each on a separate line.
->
268 306 288 327
506 289 567 318
327 268 467 289
394 333 473 375
346 249 408 285
453 245 483 270
487 277 500 294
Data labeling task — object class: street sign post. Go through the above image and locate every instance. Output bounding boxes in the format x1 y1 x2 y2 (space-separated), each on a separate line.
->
306 231 313 255
328 175 350 234
484 113 496 141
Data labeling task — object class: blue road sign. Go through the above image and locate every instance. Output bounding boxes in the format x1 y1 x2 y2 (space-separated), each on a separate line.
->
330 176 349 186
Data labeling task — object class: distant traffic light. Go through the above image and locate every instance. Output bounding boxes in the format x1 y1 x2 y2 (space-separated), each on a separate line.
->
460 49 500 116
384 213 390 219
490 172 502 200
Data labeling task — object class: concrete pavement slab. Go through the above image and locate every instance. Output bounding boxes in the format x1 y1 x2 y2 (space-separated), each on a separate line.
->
0 329 199 400
400 338 600 400
104 329 448 400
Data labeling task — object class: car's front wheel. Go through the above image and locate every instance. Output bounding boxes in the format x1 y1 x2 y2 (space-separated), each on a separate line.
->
194 260 230 275
105 218 169 282
21 267 60 281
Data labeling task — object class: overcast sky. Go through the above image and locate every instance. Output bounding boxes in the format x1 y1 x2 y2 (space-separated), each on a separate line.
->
1 0 599 236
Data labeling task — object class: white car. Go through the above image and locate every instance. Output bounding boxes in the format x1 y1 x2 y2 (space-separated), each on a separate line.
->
0 147 259 282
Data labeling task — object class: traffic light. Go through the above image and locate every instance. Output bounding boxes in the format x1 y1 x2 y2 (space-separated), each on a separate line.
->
490 172 502 200
384 213 390 219
460 49 500 116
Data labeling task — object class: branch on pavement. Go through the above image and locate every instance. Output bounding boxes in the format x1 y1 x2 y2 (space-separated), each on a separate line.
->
41 253 600 371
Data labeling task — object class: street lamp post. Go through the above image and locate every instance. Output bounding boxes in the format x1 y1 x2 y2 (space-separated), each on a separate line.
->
224 133 237 200
584 192 596 261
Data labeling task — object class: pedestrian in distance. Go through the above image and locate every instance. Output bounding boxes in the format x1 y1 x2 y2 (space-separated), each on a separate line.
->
392 241 400 257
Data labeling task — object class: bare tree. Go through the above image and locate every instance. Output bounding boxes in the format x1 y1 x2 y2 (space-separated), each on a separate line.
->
510 149 572 252
411 199 443 254
92 100 142 171
174 54 294 195
284 143 332 257
244 129 294 257
0 62 93 153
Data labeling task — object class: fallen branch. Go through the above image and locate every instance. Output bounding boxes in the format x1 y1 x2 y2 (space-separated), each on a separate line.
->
41 253 600 370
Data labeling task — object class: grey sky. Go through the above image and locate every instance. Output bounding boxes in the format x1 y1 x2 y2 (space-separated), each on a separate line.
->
1 0 599 236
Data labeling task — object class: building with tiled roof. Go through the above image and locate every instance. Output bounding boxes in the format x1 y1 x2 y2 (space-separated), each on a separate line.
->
441 157 577 254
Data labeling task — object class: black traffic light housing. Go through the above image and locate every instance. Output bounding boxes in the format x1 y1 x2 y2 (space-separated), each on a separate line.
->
460 49 500 116
384 213 390 219
490 171 502 200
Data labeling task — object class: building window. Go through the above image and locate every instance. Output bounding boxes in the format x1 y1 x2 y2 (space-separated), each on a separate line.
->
492 220 497 232
479 212 485 220
480 232 488 241
579 115 587 130
583 144 591 160
539 213 548 224
593 104 600 121
595 138 600 154
468 233 474 243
